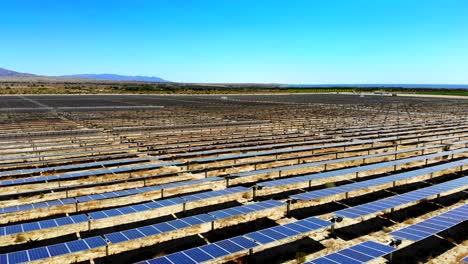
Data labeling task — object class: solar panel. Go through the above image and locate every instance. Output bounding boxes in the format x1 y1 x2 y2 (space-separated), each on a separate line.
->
136 216 331 264
336 176 468 219
0 160 185 187
1 177 233 217
390 204 468 241
104 200 282 245
208 200 283 220
291 159 468 201
306 240 396 264
184 248 214 262
1 213 89 237
0 187 246 241
0 157 150 177
0 236 107 264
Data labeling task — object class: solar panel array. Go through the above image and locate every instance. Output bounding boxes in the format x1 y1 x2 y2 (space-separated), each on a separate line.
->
336 176 468 219
136 216 332 264
0 177 226 215
0 236 107 264
258 148 467 189
305 240 396 264
0 161 185 187
1 97 467 264
233 147 467 178
104 200 284 244
0 148 131 162
390 204 468 241
0 200 285 264
0 187 249 237
290 159 468 201
0 214 88 237
0 157 152 177
181 126 468 161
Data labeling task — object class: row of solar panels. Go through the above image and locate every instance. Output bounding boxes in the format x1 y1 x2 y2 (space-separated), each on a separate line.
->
136 216 332 264
0 133 109 147
0 128 101 140
290 158 468 201
0 147 135 162
0 139 111 153
335 176 468 219
0 157 152 177
0 176 223 215
0 200 286 264
304 241 397 264
0 196 278 239
0 141 118 157
390 203 468 242
143 130 308 150
0 160 184 187
1 146 461 216
0 187 248 237
233 147 466 178
0 152 140 169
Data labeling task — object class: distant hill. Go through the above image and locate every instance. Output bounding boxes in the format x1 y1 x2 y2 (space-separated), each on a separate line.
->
0 67 169 83
0 67 35 77
60 74 168 82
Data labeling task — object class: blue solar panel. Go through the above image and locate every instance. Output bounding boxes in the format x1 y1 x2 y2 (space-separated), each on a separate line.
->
103 200 282 246
336 176 468 219
0 157 151 177
189 135 409 162
184 248 214 262
260 149 467 189
106 232 129 244
291 159 468 201
0 160 184 187
207 200 284 220
232 143 466 179
199 244 230 258
215 239 245 253
8 251 29 264
166 252 197 263
0 213 89 237
9 186 246 238
136 215 331 264
306 240 396 264
48 244 70 256
66 239 89 252
27 247 50 261
461 256 468 263
1 236 108 264
391 204 468 241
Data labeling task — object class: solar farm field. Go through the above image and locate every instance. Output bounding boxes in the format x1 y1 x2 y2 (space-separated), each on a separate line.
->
0 94 467 264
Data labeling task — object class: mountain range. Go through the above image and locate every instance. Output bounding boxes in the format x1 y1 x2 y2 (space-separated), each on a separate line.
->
0 67 169 82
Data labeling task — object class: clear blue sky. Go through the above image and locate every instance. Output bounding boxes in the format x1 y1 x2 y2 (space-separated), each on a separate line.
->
1 0 467 84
